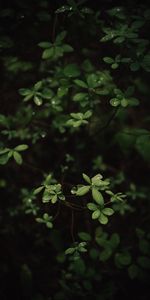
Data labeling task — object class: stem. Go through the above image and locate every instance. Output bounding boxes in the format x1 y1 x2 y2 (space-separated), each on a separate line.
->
71 209 75 242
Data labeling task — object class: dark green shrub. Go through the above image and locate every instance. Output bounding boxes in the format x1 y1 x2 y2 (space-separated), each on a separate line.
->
0 1 150 299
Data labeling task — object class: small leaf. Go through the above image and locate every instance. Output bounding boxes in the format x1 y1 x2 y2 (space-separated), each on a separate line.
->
0 153 9 165
115 251 132 267
0 148 10 155
82 173 91 184
130 62 140 71
91 174 103 185
57 87 68 98
19 88 31 96
63 44 74 52
103 57 114 64
78 232 91 242
92 209 101 220
74 79 88 88
78 247 87 253
55 31 67 44
137 256 150 269
42 47 54 59
46 222 53 228
87 74 98 88
99 248 112 262
14 144 28 151
111 63 119 69
110 98 120 107
34 96 43 106
13 151 22 165
102 208 114 216
76 185 90 196
34 81 42 91
84 110 92 119
87 203 98 211
98 213 108 225
128 264 139 279
73 92 88 102
121 98 128 107
38 42 52 48
92 188 104 206
33 186 44 195
65 248 75 255
51 194 58 204
64 64 80 77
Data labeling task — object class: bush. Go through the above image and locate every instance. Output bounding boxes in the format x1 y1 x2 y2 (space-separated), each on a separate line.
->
0 1 150 299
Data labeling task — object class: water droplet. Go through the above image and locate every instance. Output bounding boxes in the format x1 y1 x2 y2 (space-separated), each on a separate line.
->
41 132 46 138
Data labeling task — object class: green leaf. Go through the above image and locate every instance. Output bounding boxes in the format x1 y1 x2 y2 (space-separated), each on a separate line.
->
43 213 49 220
115 251 132 267
42 47 54 59
91 174 103 187
121 98 128 107
99 248 112 262
82 173 91 184
34 81 42 91
0 148 10 155
92 209 101 219
51 194 58 204
78 247 87 253
87 203 98 211
38 42 52 48
74 79 88 88
64 64 80 77
103 57 114 64
110 98 120 107
46 222 53 228
111 63 119 69
55 31 67 44
92 188 104 206
14 144 28 151
113 37 125 44
63 44 74 52
73 92 88 102
70 112 83 119
0 153 9 165
139 239 150 255
128 264 139 279
87 74 98 88
24 93 34 102
137 256 150 269
13 151 23 165
65 247 75 255
78 232 91 242
130 62 140 71
84 110 92 119
98 213 108 225
57 87 68 98
102 208 114 216
89 248 99 260
110 233 120 249
33 186 44 195
18 88 31 96
76 185 90 196
34 96 43 106
136 135 150 162
42 194 51 202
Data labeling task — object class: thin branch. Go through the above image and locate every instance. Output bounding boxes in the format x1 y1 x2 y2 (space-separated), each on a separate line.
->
71 209 75 242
